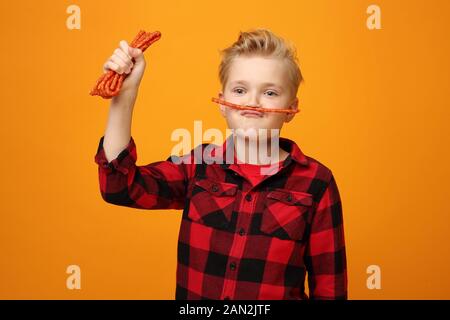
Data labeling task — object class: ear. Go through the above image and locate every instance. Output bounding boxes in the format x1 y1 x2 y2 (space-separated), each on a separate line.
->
218 91 227 118
285 97 298 123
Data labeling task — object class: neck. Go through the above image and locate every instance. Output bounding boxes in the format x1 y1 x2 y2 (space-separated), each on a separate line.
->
232 133 287 165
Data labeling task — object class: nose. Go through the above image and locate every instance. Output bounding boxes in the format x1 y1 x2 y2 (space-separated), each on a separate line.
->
246 94 261 108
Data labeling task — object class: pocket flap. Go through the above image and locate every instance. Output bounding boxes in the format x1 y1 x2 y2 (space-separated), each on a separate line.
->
267 189 313 207
194 179 238 197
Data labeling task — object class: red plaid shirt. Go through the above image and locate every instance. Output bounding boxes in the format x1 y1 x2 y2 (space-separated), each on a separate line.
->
94 134 348 300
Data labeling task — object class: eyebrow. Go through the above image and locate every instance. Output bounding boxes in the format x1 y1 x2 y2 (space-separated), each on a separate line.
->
229 80 283 90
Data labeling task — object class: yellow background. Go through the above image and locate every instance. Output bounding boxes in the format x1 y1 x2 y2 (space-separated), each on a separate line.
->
1 0 449 299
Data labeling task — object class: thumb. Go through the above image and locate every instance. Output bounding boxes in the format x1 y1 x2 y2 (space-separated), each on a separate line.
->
128 47 144 62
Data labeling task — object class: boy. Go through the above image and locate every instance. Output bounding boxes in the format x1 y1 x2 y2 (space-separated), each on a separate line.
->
94 28 347 300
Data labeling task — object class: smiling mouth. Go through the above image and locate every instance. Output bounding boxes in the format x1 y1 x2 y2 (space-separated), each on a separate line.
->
240 110 263 118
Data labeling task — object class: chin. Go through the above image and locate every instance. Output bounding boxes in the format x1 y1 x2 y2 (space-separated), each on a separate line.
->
230 126 276 140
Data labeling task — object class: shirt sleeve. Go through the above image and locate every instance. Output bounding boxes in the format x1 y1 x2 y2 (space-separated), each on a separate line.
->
94 135 194 210
304 172 348 299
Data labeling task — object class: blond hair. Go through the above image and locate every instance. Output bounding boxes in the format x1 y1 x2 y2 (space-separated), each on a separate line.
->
218 28 303 99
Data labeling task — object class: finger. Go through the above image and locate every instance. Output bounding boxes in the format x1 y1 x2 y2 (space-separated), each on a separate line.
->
119 40 132 59
113 48 133 68
109 55 129 74
103 61 120 73
128 46 143 58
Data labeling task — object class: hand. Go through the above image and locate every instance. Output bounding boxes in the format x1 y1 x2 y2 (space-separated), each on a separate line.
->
102 40 146 94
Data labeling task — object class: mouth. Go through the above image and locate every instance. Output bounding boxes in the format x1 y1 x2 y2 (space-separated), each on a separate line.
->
240 110 263 118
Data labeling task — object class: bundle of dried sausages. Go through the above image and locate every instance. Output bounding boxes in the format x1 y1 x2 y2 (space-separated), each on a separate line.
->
90 30 161 99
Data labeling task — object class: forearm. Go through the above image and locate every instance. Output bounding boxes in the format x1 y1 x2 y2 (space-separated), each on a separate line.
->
103 88 138 162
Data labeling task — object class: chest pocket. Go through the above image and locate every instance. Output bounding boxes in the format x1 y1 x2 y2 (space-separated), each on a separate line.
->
261 189 313 241
187 178 238 230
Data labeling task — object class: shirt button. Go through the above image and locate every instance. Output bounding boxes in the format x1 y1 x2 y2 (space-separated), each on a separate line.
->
239 228 245 236
230 262 236 271
211 184 219 192
286 194 292 202
245 194 252 201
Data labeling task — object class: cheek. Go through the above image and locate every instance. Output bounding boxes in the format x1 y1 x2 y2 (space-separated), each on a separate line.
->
264 114 286 128
222 109 240 127
225 108 240 119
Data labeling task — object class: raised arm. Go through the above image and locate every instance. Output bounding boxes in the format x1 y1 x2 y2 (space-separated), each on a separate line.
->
102 39 146 161
94 39 194 210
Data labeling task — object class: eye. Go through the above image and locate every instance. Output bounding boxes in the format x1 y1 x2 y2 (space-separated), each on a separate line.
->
232 88 245 94
265 90 278 96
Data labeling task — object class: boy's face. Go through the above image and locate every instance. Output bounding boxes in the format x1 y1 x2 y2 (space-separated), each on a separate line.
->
218 55 298 134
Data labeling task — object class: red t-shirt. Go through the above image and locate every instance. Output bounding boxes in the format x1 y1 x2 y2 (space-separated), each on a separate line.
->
232 155 284 186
